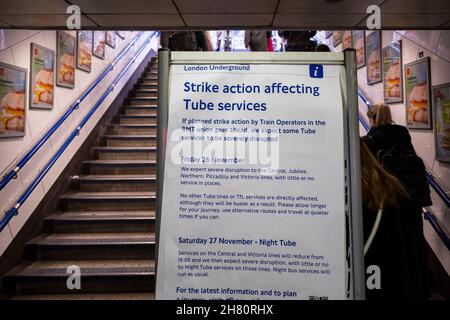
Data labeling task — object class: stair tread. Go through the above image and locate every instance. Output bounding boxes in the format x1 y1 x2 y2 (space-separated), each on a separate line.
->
46 210 155 220
10 292 155 300
28 232 156 245
130 96 157 99
60 191 156 199
83 159 156 164
124 105 157 108
92 146 156 150
78 174 156 180
118 114 157 117
139 83 157 86
7 259 155 277
108 123 157 127
103 135 157 139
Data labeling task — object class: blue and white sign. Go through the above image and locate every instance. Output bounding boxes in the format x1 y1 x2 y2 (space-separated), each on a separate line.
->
157 58 349 300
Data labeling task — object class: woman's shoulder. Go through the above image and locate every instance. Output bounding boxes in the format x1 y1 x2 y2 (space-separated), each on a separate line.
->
368 123 408 135
367 124 412 147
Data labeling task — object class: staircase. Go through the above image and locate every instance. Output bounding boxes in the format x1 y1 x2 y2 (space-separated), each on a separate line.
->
2 58 159 300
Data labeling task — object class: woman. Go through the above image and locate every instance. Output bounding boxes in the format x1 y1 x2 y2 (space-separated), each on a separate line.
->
366 103 414 150
360 140 429 299
363 103 431 207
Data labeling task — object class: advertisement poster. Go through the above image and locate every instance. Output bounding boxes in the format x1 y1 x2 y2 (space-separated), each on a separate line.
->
157 62 348 300
352 30 365 68
77 31 93 72
0 62 26 138
30 43 55 109
382 41 403 104
405 57 431 129
332 31 341 47
93 31 106 59
106 31 116 48
366 31 382 85
56 31 75 88
433 83 450 162
342 31 352 50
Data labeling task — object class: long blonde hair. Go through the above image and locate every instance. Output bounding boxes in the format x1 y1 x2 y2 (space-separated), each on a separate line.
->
367 103 393 127
360 140 409 210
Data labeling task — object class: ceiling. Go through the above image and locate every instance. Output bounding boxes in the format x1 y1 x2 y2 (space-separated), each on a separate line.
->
0 0 449 29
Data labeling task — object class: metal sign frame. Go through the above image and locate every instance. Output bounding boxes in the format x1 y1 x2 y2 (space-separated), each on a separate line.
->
155 49 365 300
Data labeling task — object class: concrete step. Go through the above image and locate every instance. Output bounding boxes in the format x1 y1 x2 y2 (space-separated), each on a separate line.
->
116 114 157 125
136 84 157 91
107 124 157 135
128 97 157 106
74 174 157 192
142 74 157 80
123 105 157 116
44 210 156 233
131 89 157 97
9 292 155 300
135 83 157 90
25 232 156 260
139 81 158 87
103 134 157 147
59 191 156 211
3 260 155 294
92 146 156 160
82 160 156 175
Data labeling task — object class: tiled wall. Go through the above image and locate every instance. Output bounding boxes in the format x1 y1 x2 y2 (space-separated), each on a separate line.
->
0 30 159 256
323 30 450 275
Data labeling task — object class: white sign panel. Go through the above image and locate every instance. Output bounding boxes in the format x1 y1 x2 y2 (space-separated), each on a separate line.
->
157 61 348 300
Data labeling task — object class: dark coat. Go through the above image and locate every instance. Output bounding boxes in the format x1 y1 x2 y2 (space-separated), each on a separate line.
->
363 124 414 153
362 124 430 299
363 124 432 207
363 202 429 300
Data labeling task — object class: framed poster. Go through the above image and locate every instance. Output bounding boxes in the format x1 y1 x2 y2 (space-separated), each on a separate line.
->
382 41 403 104
56 31 75 88
352 30 365 68
0 62 27 138
77 31 93 72
433 83 450 162
116 31 127 40
30 43 55 109
342 31 352 50
106 31 116 48
325 31 332 39
93 31 106 59
366 31 382 85
404 57 432 129
332 31 341 47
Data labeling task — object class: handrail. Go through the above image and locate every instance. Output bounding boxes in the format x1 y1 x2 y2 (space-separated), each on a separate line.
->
358 88 450 209
0 31 146 191
359 114 370 132
358 92 450 251
423 209 450 251
0 31 158 232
